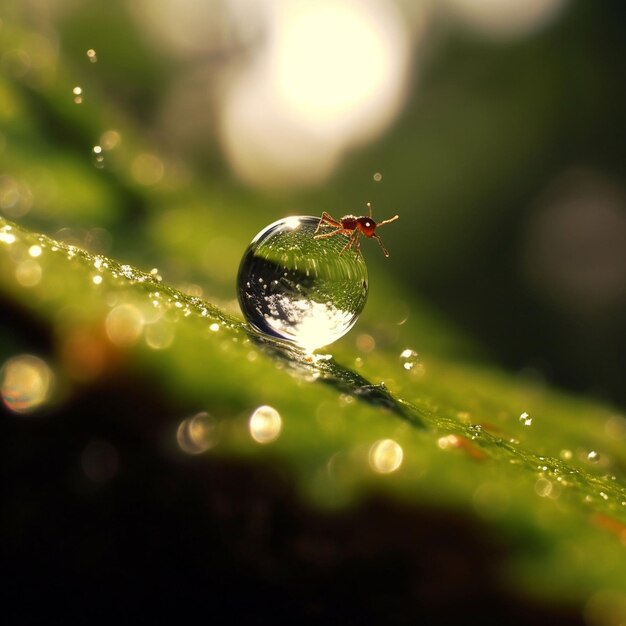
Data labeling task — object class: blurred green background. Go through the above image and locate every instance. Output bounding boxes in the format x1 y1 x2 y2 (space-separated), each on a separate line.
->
2 1 626 622
2 0 625 405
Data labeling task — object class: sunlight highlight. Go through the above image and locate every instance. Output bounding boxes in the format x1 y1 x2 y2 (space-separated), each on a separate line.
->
219 0 411 188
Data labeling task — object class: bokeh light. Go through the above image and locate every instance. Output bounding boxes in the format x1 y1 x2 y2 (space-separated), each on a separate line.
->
442 0 569 39
177 412 218 454
218 0 412 188
1 354 54 414
249 405 282 444
369 438 403 474
105 304 145 347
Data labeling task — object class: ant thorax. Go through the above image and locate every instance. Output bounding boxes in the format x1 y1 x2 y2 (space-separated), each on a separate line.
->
340 215 358 230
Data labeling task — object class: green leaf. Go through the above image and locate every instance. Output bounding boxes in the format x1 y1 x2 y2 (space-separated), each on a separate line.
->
1 216 625 615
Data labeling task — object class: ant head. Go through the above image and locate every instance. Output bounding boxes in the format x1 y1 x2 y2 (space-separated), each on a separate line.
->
357 216 377 237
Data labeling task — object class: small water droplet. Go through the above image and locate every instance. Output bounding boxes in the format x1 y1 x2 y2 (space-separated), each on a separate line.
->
237 216 368 352
86 48 98 63
587 450 600 463
519 411 533 426
468 424 482 439
92 145 105 169
560 449 573 460
399 348 419 371
72 85 83 104
373 172 383 182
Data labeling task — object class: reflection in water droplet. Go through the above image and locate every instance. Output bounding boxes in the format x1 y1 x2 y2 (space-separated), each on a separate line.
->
105 304 144 347
587 450 600 463
369 438 403 474
177 412 218 454
237 216 368 352
249 405 282 444
519 411 533 426
1 354 54 413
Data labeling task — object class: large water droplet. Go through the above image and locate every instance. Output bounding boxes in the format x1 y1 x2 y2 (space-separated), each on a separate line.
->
237 216 368 352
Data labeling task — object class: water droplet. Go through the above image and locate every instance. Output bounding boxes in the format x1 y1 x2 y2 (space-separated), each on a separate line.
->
399 348 420 371
72 85 83 104
560 449 573 460
86 48 98 63
369 439 403 474
92 145 105 169
1 354 54 413
237 216 368 352
249 405 282 444
519 411 533 426
468 424 482 439
28 244 42 257
587 450 600 463
373 172 383 182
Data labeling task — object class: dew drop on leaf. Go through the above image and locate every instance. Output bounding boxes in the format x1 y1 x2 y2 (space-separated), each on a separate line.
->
399 348 419 371
587 450 600 463
237 216 368 352
519 411 533 426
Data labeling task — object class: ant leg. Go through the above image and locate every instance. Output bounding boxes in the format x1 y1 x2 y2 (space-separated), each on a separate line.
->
314 228 352 241
315 212 341 234
372 233 390 257
340 230 361 256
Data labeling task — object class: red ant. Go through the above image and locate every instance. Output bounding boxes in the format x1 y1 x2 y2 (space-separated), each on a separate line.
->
313 203 399 257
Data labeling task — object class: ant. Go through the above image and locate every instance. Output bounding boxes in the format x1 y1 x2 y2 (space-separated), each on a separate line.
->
313 203 399 257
